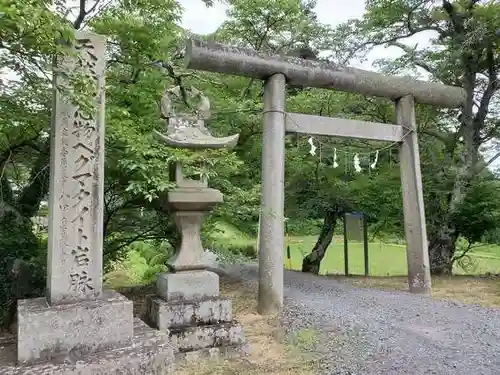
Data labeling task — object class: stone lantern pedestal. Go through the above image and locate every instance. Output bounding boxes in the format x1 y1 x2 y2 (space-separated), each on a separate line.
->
146 165 248 360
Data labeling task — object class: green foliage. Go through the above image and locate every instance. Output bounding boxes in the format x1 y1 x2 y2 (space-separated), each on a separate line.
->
213 241 258 259
218 0 329 52
106 224 257 288
106 240 172 287
0 208 45 325
0 0 75 61
204 222 258 259
453 178 500 244
286 219 322 236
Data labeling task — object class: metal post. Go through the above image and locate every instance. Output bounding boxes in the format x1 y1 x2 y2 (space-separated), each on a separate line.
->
363 213 369 276
343 213 349 276
396 95 432 293
258 73 286 315
256 212 261 253
285 220 292 270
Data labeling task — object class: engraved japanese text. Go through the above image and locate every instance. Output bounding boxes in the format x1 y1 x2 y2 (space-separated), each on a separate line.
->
66 36 102 293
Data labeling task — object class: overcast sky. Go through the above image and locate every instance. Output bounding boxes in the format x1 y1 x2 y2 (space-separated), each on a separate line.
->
179 0 366 33
178 0 432 71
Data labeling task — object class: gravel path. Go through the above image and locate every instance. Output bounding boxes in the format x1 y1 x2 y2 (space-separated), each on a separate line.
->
218 264 500 375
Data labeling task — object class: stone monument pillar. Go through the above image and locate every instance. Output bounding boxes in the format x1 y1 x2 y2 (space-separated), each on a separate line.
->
147 86 248 359
4 31 174 375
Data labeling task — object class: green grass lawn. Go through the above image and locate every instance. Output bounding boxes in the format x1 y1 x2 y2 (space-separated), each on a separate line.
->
214 222 500 276
285 236 500 276
107 222 500 291
286 236 408 275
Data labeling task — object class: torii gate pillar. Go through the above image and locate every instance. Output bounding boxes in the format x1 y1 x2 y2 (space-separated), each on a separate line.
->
258 73 286 314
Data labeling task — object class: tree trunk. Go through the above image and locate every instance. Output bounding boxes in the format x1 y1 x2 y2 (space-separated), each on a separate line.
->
427 151 473 275
302 210 338 274
424 71 479 276
428 226 458 275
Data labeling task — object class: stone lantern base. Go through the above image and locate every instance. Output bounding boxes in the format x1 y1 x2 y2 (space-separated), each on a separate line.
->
145 186 249 360
145 282 248 360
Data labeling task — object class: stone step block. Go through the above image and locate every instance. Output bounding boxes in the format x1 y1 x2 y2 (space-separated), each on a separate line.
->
170 322 246 353
0 318 176 375
147 295 232 330
17 290 134 365
156 271 219 302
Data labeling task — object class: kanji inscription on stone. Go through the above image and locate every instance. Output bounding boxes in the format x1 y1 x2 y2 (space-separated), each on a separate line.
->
46 31 106 304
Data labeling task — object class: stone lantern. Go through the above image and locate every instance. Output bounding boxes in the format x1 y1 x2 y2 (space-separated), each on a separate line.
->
146 85 248 359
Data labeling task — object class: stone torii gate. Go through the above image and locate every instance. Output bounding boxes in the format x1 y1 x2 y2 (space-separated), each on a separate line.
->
183 39 466 315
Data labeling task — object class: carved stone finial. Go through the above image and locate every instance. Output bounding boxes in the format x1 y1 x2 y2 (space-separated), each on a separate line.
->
160 85 211 120
154 85 239 150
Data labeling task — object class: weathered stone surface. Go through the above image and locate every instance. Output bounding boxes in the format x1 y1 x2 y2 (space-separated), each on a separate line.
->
184 38 466 108
171 163 208 188
258 73 286 315
170 322 246 352
147 295 232 330
285 113 405 142
17 290 133 365
47 31 106 305
1 319 175 375
165 211 209 271
168 188 223 212
200 250 219 268
157 271 219 301
154 85 239 150
166 187 224 270
397 95 432 294
175 343 251 363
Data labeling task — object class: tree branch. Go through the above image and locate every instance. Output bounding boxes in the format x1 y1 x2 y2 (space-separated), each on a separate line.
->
15 141 50 218
73 0 87 29
442 0 466 35
0 140 35 169
475 150 500 174
359 23 442 53
476 40 499 142
81 0 113 27
451 239 474 263
85 0 101 16
106 223 162 254
388 42 441 77
421 128 451 145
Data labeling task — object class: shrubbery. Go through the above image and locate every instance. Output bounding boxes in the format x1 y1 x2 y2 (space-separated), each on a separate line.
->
215 242 258 259
0 208 46 326
285 219 322 236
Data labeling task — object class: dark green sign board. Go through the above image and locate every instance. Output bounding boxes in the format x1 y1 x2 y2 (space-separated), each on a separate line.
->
345 212 364 242
343 212 369 276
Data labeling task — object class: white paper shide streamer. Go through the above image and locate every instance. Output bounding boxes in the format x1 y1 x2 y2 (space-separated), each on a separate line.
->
333 148 339 168
308 137 317 156
303 138 390 173
370 150 379 169
353 153 362 173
